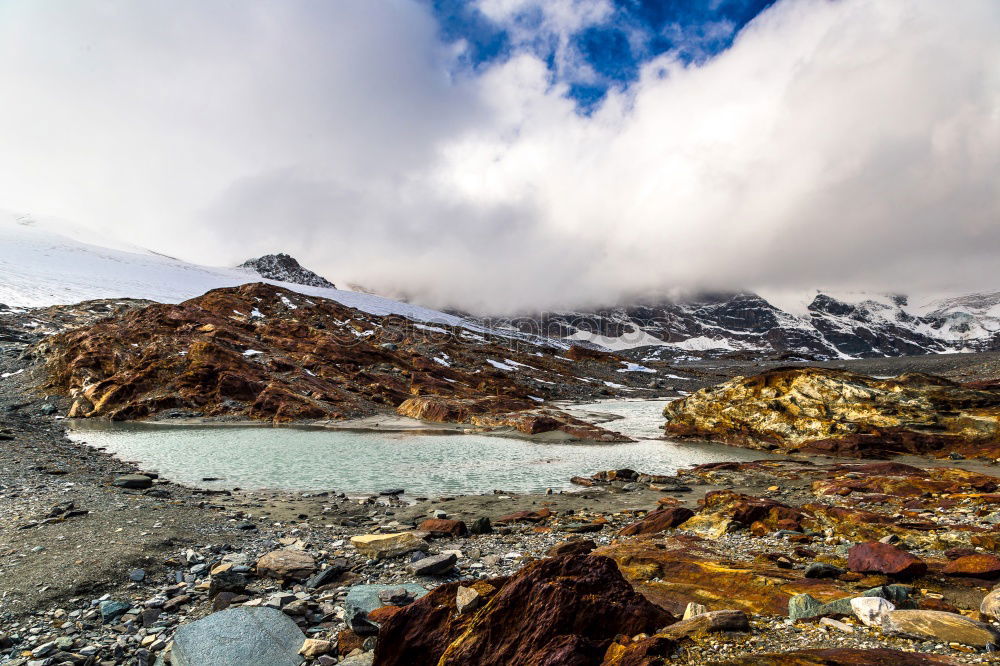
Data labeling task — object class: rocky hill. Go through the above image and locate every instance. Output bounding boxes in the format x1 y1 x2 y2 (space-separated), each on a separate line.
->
36 282 656 439
238 253 336 289
662 367 1000 458
478 291 1000 361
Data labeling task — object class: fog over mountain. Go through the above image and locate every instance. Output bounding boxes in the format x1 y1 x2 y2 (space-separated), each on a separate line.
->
1 0 997 313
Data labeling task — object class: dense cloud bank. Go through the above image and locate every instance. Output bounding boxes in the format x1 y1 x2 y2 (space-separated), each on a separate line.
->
1 0 997 312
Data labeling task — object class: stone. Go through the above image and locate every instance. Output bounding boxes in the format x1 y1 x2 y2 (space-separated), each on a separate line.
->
378 587 414 605
618 507 694 536
129 569 146 582
682 602 708 620
660 610 750 639
112 474 153 489
455 586 483 615
209 570 248 598
847 542 927 578
376 555 673 666
256 549 317 581
942 553 1000 578
337 629 365 655
546 539 597 557
851 597 896 627
304 560 348 589
596 537 846 617
380 488 404 496
883 609 1000 648
408 552 457 576
468 517 492 534
419 519 467 537
820 617 854 633
981 587 1000 621
662 366 1000 457
345 584 428 619
171 607 306 666
99 600 131 623
603 635 678 665
299 639 332 658
790 585 912 621
804 562 844 579
494 508 553 524
788 594 823 621
339 654 374 666
350 532 423 560
562 522 603 533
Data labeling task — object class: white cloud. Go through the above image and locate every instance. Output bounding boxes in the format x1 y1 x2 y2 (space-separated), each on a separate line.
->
0 0 997 313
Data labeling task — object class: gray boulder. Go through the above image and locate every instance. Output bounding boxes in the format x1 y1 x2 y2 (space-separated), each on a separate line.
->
171 607 305 666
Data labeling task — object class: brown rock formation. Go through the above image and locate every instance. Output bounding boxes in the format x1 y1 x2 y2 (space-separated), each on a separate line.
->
418 519 468 537
38 283 633 436
618 507 694 536
374 554 673 666
847 542 927 578
663 367 1000 457
941 554 1000 578
595 536 847 616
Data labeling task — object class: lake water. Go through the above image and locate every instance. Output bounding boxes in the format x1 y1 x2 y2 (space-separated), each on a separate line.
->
67 399 772 495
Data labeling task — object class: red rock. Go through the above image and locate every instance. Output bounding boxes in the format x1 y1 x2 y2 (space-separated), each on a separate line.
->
337 629 365 655
374 555 673 666
941 554 1000 578
847 542 927 578
546 540 597 556
619 507 694 536
602 635 678 666
418 519 468 537
368 605 404 624
495 507 553 524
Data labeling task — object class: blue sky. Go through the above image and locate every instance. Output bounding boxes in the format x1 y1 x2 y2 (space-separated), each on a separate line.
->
430 0 775 109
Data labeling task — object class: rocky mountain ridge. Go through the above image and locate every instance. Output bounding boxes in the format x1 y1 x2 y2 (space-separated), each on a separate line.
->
476 291 1000 361
238 253 336 289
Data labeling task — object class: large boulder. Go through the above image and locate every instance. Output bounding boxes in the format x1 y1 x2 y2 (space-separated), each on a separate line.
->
345 583 427 619
847 542 927 578
618 507 694 536
374 554 673 666
981 587 1000 621
941 553 1000 578
351 533 423 560
883 609 1000 648
255 549 317 581
662 367 1000 457
171 607 306 666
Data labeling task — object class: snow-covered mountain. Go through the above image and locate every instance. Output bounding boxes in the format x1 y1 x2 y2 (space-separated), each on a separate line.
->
0 211 470 327
477 291 1000 360
2 210 996 360
239 253 336 289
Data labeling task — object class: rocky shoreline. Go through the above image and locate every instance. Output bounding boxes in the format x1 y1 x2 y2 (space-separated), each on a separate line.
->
4 303 1000 664
4 383 1000 663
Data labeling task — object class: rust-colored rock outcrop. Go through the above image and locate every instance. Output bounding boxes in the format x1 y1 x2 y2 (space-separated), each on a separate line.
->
847 542 928 578
38 283 634 437
663 367 1000 457
618 507 694 536
374 554 674 666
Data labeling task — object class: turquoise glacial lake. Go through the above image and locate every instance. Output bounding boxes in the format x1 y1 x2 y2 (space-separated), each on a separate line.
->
68 399 772 495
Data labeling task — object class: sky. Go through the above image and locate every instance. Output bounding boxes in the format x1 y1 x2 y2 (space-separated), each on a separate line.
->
0 0 998 313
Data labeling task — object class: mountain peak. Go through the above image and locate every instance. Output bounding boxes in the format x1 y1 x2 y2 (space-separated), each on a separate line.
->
238 253 335 289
